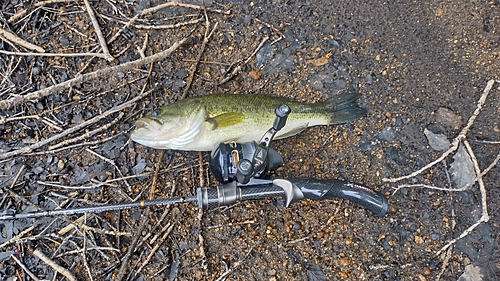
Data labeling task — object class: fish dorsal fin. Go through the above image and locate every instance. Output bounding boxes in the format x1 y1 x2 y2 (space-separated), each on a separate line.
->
275 122 309 139
208 112 245 129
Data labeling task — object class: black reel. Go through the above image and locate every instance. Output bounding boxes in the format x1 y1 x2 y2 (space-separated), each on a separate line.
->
209 142 284 184
209 104 291 185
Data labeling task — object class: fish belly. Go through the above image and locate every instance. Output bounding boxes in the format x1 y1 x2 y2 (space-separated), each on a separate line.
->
182 117 328 151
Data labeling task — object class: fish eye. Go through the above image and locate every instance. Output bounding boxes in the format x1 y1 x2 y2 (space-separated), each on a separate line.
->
152 109 162 117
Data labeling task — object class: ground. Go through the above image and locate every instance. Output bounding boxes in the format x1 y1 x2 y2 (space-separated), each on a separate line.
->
0 0 499 280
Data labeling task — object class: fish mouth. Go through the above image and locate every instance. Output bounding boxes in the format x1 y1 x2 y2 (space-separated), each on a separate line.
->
133 118 163 130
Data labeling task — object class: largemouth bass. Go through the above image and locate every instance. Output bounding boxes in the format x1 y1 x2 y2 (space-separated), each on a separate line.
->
130 93 366 151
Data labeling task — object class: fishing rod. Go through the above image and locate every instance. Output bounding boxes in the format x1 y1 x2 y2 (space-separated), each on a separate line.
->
0 103 388 221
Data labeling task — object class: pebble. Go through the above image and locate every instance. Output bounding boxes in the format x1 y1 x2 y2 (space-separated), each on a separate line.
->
32 67 41 75
436 107 462 130
35 102 44 111
414 235 424 244
422 267 432 276
423 128 450 151
378 127 396 142
57 159 65 171
32 166 44 175
339 257 350 266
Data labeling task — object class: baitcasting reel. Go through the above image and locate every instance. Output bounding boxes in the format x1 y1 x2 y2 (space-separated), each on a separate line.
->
209 104 291 185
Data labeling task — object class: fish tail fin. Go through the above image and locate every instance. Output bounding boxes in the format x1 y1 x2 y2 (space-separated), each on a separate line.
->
324 92 367 124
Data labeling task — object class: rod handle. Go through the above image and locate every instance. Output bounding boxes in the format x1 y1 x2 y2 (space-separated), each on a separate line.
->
289 178 389 217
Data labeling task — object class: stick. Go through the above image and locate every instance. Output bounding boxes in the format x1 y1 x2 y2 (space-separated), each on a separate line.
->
140 1 230 15
33 249 77 281
0 27 45 52
115 209 150 281
219 36 269 85
0 49 110 58
0 88 153 160
85 148 131 190
214 241 260 281
11 254 41 281
0 37 191 110
135 221 176 276
197 151 208 274
83 0 114 62
382 79 495 183
106 0 228 44
48 112 124 150
0 225 35 249
181 5 218 99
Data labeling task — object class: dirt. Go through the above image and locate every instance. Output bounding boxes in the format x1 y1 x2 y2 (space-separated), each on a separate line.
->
0 0 499 280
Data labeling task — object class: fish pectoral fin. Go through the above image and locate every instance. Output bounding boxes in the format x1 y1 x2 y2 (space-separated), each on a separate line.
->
208 112 245 129
275 123 309 139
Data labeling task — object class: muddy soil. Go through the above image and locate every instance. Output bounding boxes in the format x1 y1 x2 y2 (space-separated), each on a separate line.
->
0 0 499 280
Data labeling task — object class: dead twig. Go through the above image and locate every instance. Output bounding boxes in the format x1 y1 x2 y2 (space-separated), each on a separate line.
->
0 88 153 161
436 161 456 281
85 148 131 191
11 254 41 281
106 0 228 44
197 151 208 274
0 225 36 249
0 49 110 58
140 1 230 15
0 27 45 52
380 80 497 260
181 5 218 99
83 0 114 62
115 209 150 281
205 220 256 229
214 241 260 281
48 112 124 150
436 139 490 256
383 79 495 183
33 249 77 281
35 0 72 7
135 220 176 276
0 37 191 110
120 18 205 30
219 36 269 85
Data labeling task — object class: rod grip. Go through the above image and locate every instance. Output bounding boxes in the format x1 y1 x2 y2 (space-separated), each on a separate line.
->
288 178 388 217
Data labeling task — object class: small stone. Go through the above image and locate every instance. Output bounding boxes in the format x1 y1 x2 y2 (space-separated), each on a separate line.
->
414 235 424 244
32 67 41 75
379 127 396 142
339 257 350 266
248 69 262 80
424 128 450 151
436 107 462 130
308 54 331 66
417 274 427 281
32 166 44 175
57 160 65 171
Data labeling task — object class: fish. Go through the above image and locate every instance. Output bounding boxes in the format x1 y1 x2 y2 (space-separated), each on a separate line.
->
130 92 367 151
